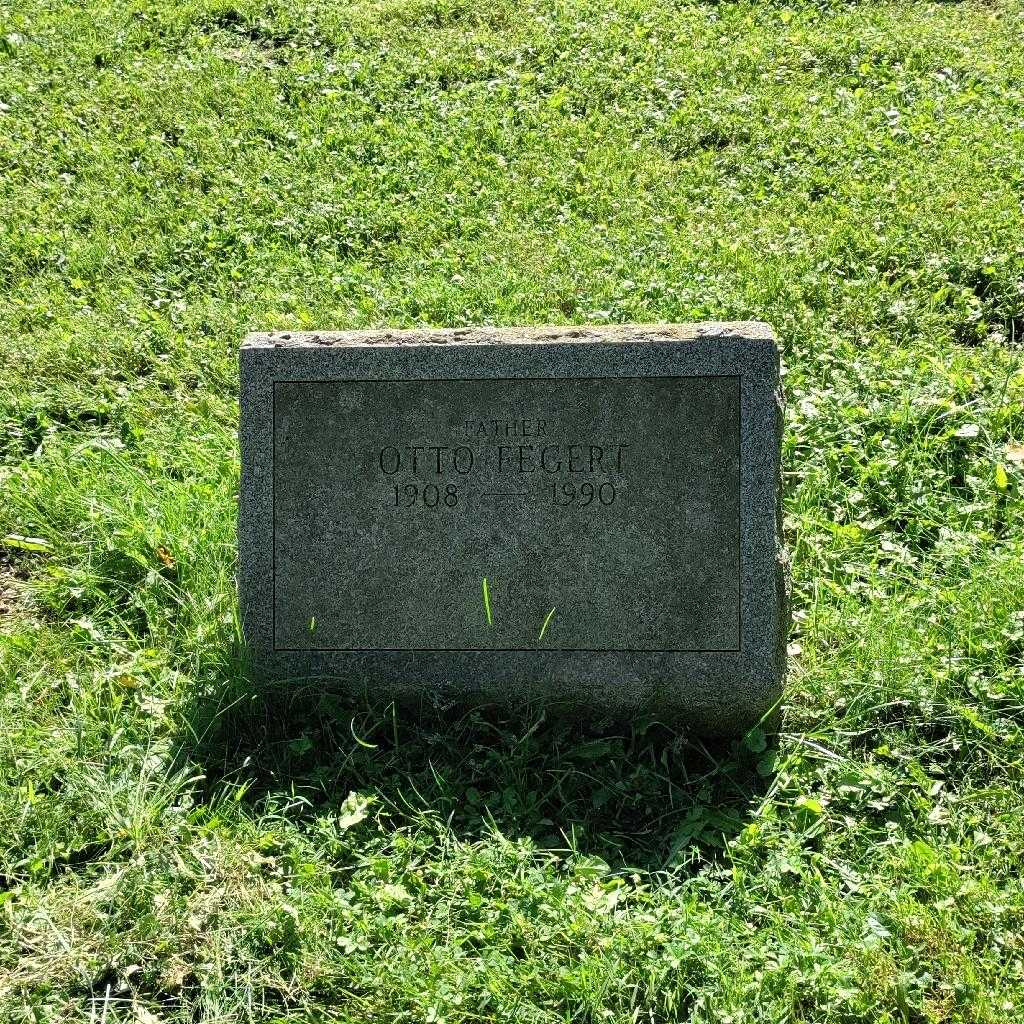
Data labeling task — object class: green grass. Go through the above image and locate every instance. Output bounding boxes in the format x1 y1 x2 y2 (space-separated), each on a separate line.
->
2 0 1024 1019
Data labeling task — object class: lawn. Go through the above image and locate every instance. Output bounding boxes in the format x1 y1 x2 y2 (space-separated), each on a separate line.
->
2 0 1024 1020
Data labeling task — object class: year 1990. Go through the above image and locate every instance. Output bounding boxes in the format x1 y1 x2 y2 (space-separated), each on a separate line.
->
549 481 617 507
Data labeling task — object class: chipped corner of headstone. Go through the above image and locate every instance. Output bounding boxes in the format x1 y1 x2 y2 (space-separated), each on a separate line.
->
242 331 282 355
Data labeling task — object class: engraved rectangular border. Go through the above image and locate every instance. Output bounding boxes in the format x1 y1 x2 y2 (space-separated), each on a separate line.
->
270 375 742 655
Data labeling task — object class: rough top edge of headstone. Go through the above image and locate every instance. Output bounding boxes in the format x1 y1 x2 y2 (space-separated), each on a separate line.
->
242 321 776 350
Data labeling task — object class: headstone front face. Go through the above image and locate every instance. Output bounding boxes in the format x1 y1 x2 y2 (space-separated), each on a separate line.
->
239 323 787 734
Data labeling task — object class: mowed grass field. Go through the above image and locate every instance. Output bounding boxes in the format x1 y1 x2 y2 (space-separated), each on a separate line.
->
2 0 1024 1020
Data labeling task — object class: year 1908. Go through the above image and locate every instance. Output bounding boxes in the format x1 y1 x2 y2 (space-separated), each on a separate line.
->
393 482 459 508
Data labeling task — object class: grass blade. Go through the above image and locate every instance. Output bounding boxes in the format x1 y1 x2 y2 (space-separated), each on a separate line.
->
537 606 556 642
482 577 493 627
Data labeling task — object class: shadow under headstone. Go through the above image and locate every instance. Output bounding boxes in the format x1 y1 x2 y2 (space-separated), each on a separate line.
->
181 660 776 872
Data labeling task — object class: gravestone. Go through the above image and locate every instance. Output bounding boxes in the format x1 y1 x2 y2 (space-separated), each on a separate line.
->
239 323 787 734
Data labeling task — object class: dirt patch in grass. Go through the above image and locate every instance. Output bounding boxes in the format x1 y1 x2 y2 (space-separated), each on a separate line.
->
0 549 29 622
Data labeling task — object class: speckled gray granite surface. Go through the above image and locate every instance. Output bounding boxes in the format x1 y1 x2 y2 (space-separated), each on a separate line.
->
239 323 788 735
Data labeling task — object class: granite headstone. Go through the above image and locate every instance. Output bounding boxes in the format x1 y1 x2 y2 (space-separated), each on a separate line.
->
239 323 787 734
